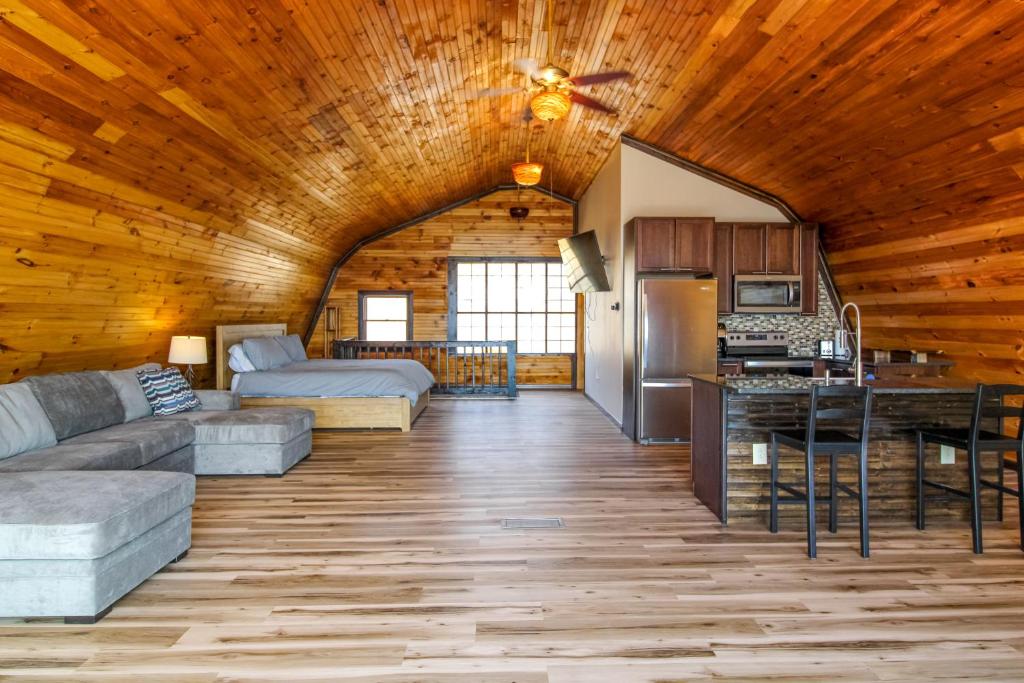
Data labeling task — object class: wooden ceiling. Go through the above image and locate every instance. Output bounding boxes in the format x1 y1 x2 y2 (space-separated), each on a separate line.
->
2 0 1024 382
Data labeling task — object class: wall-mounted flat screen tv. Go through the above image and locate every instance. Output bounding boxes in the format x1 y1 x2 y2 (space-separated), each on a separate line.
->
558 230 611 294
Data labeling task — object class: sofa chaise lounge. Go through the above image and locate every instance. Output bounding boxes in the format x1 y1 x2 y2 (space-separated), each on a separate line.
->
0 366 314 622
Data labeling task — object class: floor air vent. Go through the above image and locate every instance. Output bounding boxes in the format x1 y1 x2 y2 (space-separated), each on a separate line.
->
501 517 565 529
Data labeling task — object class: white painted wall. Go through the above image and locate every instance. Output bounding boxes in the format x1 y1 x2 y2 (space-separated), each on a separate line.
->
578 144 623 422
578 140 787 424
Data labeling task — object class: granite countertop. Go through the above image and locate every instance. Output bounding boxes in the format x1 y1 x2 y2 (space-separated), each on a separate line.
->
690 373 976 395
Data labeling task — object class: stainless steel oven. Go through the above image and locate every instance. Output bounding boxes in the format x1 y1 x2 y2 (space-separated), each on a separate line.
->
733 275 802 313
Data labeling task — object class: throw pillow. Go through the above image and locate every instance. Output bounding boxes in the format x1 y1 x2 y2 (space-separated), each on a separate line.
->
0 383 58 459
101 363 161 422
242 336 292 370
275 334 308 363
136 367 201 416
23 372 125 440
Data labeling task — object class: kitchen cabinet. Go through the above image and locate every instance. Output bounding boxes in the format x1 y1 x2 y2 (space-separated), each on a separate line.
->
800 223 819 314
712 224 733 313
766 224 800 275
635 218 675 271
634 217 714 273
732 223 766 274
732 223 800 275
716 221 820 315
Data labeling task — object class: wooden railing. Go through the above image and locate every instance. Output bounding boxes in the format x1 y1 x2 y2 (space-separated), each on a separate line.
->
332 340 517 397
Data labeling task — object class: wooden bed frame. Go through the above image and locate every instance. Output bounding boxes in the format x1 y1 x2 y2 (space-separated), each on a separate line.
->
215 324 428 431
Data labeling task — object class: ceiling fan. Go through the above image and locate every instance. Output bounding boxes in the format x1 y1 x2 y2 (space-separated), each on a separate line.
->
476 0 632 121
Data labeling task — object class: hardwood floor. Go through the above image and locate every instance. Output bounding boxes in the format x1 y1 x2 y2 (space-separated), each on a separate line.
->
2 392 1024 681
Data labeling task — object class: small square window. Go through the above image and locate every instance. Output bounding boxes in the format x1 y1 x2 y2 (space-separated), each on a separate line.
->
360 292 412 341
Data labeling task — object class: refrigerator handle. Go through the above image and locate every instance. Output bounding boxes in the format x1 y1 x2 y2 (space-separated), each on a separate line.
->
640 289 648 375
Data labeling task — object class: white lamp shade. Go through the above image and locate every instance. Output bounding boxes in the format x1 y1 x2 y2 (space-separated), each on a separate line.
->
168 336 208 365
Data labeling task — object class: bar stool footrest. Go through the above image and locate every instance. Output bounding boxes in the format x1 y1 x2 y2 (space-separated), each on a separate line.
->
979 478 1022 498
921 479 970 498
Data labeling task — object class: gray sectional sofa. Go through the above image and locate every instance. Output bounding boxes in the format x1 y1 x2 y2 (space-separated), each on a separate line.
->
0 365 314 623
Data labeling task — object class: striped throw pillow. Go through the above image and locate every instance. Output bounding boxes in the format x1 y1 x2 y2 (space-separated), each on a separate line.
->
136 367 201 416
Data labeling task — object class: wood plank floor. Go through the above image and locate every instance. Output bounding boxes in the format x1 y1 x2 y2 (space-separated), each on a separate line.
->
3 392 1024 681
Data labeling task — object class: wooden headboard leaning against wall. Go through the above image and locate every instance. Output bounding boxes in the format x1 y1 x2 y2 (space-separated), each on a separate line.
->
215 323 287 391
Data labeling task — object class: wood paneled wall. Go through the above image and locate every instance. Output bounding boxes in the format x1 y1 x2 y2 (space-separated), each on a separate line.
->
624 0 1024 386
307 189 576 386
824 213 1024 384
4 0 1024 388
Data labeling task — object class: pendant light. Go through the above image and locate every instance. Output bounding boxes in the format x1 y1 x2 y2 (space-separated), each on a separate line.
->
531 90 571 122
529 0 571 122
511 127 543 186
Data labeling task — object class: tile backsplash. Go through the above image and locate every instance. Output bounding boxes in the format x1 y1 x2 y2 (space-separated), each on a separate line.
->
719 274 839 357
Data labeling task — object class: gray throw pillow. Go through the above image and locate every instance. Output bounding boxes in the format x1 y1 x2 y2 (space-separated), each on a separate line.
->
275 334 308 363
101 363 161 422
23 372 126 440
0 383 58 459
242 337 292 370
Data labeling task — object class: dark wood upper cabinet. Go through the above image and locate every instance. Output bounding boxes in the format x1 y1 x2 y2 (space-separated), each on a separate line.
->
718 221 818 314
634 217 714 273
673 218 714 271
765 223 800 275
800 223 819 315
635 218 676 271
732 223 767 274
712 224 733 313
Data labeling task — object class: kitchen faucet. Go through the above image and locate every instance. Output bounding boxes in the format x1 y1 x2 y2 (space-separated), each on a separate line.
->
838 302 864 387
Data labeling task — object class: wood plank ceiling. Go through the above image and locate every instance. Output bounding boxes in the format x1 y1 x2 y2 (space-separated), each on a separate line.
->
1 0 1023 383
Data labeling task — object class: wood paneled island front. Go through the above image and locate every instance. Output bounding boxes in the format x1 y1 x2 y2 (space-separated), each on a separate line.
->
689 374 995 526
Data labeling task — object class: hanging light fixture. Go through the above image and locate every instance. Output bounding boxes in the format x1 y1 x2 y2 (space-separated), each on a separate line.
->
529 0 571 122
511 160 543 186
531 89 571 121
511 127 543 186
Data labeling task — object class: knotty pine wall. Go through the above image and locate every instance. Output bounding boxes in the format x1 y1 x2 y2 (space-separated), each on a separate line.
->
307 189 577 386
0 121 331 388
825 210 1024 384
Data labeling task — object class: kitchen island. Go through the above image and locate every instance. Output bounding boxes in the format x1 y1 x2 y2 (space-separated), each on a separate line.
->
689 374 996 526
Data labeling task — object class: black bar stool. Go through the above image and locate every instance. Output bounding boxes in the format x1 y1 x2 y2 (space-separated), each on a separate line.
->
769 385 873 559
916 384 1024 553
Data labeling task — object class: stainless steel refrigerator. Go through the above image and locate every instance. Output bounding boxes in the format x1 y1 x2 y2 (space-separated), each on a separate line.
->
636 278 718 443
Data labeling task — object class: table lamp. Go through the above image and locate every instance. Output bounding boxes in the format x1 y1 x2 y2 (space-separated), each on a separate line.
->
168 335 207 385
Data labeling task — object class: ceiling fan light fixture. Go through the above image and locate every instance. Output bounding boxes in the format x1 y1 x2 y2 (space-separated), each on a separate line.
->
531 90 571 121
511 161 544 186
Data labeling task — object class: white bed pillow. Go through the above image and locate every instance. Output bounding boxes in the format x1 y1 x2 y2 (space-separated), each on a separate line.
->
228 344 257 373
242 336 292 370
275 334 308 362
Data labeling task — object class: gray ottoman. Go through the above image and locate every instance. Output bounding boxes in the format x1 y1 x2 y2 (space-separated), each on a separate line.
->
0 470 194 623
184 408 314 476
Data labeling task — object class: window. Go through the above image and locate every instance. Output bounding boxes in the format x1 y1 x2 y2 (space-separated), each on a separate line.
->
449 259 576 353
358 291 413 341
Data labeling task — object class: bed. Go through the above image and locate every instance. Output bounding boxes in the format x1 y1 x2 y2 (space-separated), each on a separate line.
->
215 324 432 431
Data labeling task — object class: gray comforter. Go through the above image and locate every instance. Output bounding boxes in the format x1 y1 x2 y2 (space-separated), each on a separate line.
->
231 359 435 403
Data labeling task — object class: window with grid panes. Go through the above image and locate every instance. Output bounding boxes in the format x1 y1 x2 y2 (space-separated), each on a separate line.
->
451 259 576 353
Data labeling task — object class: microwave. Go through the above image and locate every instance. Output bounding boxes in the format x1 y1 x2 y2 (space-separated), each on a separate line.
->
733 274 802 313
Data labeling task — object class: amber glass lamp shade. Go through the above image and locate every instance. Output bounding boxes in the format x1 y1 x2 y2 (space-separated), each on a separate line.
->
530 90 571 121
511 161 544 186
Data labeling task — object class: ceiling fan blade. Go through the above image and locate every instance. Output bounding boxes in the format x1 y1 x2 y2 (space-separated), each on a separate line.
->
471 87 523 99
513 57 541 79
569 91 617 115
567 70 632 86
